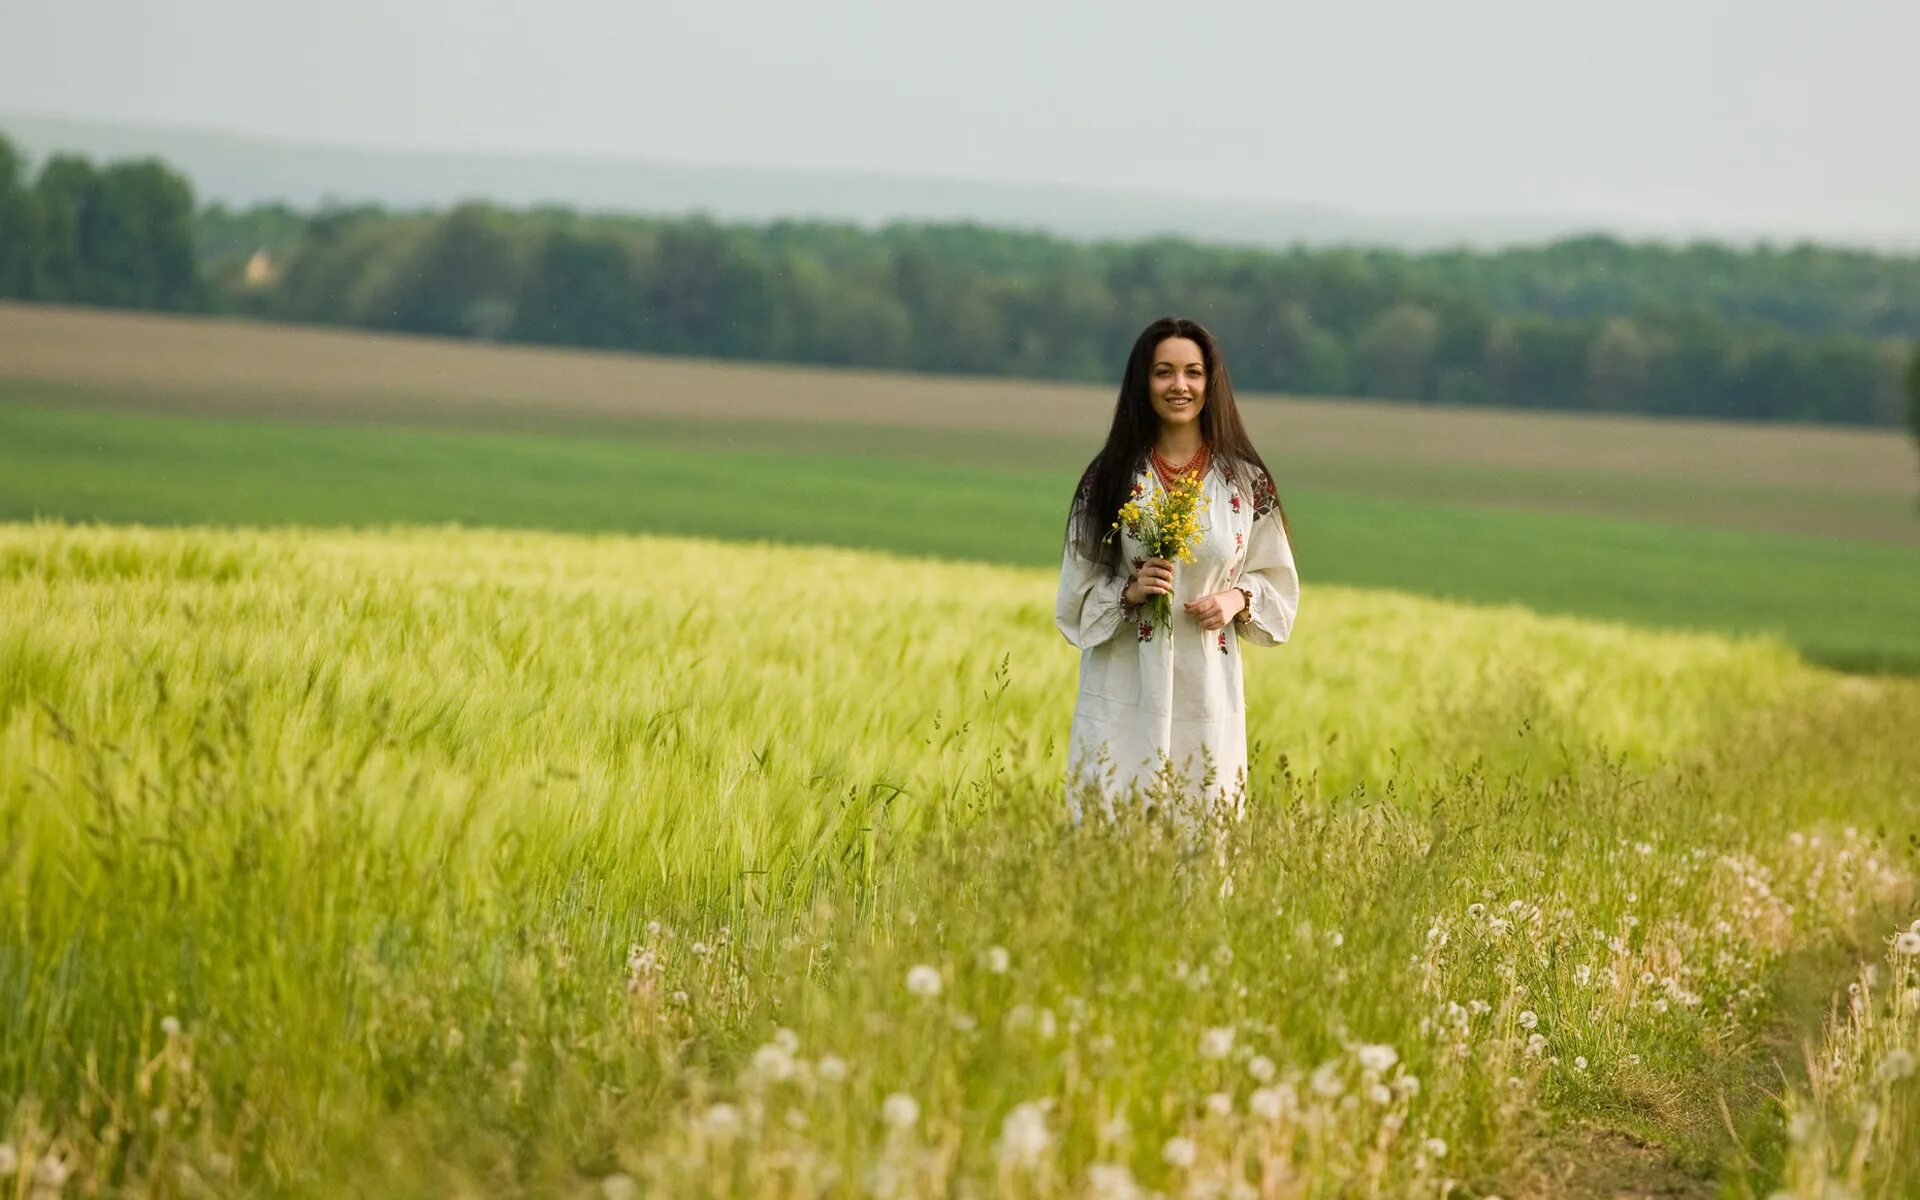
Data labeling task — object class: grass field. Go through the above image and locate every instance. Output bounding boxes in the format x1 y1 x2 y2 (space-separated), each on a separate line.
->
3 522 1918 1198
5 303 1920 1196
4 390 1918 674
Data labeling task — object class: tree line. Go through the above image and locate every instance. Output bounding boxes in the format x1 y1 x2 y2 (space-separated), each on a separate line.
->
4 130 1918 431
0 136 202 311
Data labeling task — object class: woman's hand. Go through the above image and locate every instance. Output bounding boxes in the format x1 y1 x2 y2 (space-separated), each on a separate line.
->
1185 587 1247 631
1123 557 1174 607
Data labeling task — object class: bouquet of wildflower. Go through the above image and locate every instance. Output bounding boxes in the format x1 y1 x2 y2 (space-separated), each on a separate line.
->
1105 469 1211 635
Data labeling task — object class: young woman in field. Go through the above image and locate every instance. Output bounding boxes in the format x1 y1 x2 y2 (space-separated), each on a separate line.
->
1055 315 1299 825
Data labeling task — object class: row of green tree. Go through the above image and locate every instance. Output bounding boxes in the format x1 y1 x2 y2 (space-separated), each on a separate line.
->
3 131 1917 430
222 202 1913 426
0 137 201 310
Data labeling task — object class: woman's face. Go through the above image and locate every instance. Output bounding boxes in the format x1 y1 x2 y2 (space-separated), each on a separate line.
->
1147 337 1207 430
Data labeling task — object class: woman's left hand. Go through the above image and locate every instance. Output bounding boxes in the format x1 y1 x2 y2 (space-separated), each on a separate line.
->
1184 588 1246 631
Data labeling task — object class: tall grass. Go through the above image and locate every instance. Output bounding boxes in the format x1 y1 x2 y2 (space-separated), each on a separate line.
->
2 521 1916 1197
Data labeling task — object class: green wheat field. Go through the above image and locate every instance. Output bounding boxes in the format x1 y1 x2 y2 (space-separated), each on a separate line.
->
3 305 1920 1198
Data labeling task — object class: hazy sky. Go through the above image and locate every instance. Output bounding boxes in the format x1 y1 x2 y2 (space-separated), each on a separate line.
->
3 0 1915 241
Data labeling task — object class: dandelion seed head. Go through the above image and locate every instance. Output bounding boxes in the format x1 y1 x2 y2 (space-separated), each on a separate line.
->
1424 1137 1448 1158
882 1092 920 1129
995 1101 1052 1170
1356 1043 1398 1073
702 1103 742 1142
1200 1026 1235 1060
985 946 1011 974
1248 1054 1276 1083
601 1173 638 1200
1162 1135 1198 1169
905 965 943 998
1250 1087 1285 1120
1894 931 1920 956
1517 1011 1539 1031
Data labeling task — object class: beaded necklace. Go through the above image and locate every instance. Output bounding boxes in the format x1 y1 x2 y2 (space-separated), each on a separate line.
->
1150 442 1210 492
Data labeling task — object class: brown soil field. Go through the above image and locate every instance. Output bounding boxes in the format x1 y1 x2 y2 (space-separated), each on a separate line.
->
4 301 1916 503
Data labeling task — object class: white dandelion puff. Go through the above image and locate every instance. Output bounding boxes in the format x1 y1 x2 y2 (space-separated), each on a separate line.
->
1356 1043 1398 1073
1247 1054 1276 1083
1424 1137 1448 1158
702 1103 743 1142
985 946 1011 974
906 964 943 998
1205 1092 1233 1117
1250 1087 1285 1120
996 1101 1052 1169
1200 1026 1235 1060
1162 1136 1198 1169
882 1092 920 1129
1894 931 1920 956
601 1174 638 1200
1517 1011 1539 1031
816 1055 848 1083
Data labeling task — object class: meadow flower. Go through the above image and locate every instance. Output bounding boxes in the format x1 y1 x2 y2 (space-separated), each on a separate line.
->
1162 1136 1198 1169
1467 903 1486 919
1517 1011 1539 1031
906 965 943 998
1574 1056 1589 1071
1250 1087 1286 1120
1087 1163 1143 1200
1311 1062 1345 1097
1393 1075 1421 1099
702 1103 743 1142
161 1016 182 1037
1367 1083 1393 1105
601 1173 638 1200
773 1027 800 1054
1356 1043 1398 1073
751 1041 796 1083
1876 1049 1916 1083
1248 1054 1276 1083
816 1055 848 1082
1894 931 1920 956
1424 1137 1448 1158
882 1092 920 1129
985 946 1011 974
1101 1113 1131 1144
1200 1026 1235 1059
1526 1034 1548 1056
996 1102 1052 1169
1206 1092 1233 1117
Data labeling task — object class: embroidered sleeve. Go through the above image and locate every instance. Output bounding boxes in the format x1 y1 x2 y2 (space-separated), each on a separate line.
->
1055 475 1139 650
1232 468 1298 648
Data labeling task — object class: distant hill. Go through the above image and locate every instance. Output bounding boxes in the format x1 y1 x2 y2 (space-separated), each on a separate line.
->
15 111 1903 254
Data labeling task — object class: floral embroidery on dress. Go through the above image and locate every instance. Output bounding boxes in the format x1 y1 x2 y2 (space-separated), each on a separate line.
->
1234 531 1244 548
1131 556 1146 571
1137 621 1154 643
1229 492 1241 513
1250 468 1280 518
1217 629 1228 655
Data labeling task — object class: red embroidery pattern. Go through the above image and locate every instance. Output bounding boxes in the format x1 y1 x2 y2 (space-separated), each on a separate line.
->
1137 622 1154 643
1217 629 1228 655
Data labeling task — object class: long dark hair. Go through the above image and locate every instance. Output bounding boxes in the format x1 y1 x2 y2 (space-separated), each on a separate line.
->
1070 315 1292 568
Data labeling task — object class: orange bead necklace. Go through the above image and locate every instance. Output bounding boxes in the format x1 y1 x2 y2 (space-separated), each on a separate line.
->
1150 441 1210 491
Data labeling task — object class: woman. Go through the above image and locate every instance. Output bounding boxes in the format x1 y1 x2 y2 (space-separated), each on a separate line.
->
1055 316 1299 826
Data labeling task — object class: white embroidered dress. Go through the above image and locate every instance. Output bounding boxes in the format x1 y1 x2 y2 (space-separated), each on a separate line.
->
1055 457 1299 823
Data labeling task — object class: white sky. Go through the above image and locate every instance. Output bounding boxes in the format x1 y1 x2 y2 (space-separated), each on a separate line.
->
2 0 1915 241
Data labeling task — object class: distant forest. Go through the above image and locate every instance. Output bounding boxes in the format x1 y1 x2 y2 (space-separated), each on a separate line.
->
4 131 1919 429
